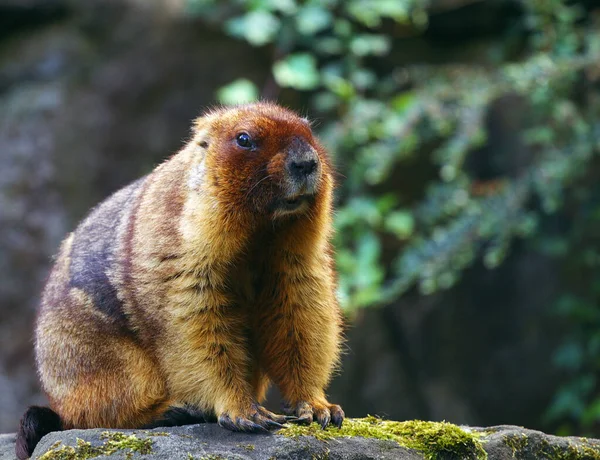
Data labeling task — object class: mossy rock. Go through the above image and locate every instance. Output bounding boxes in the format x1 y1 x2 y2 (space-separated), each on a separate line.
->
37 432 153 460
1 419 597 460
279 417 487 459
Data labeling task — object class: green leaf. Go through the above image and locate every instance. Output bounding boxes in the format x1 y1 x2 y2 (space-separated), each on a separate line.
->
419 278 437 295
333 18 352 37
264 0 297 14
346 0 411 27
296 5 332 35
376 194 398 213
351 69 377 90
546 386 586 421
385 211 415 238
335 246 355 266
352 232 385 304
217 79 259 105
352 285 383 308
376 0 411 21
554 342 583 371
313 91 339 111
321 63 355 99
357 231 381 266
225 11 280 46
582 397 600 426
392 92 416 113
317 37 344 55
273 53 320 90
349 34 390 56
345 197 383 227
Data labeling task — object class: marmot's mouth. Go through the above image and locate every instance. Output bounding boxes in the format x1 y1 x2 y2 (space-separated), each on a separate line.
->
285 196 303 206
280 194 311 211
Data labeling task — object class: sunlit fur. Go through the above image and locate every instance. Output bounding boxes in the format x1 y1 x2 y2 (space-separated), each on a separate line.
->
33 102 344 432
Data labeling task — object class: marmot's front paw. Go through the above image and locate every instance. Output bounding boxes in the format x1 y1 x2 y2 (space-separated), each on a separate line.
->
218 403 287 433
283 400 345 429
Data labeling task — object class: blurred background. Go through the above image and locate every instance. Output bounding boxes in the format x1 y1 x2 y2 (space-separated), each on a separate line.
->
1 0 600 438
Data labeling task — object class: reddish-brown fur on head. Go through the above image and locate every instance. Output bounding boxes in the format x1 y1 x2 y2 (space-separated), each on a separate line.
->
193 102 333 220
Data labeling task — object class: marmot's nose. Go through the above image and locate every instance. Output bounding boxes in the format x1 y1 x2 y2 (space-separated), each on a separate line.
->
289 159 317 179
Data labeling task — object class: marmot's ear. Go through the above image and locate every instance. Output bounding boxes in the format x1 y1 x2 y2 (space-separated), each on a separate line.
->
193 114 210 131
193 114 216 150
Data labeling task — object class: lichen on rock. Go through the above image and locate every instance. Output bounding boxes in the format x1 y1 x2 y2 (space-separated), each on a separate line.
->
280 416 487 459
38 431 153 460
8 420 599 460
503 433 528 457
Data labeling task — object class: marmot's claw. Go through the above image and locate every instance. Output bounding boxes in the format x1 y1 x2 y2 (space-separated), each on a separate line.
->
284 400 344 429
314 406 331 429
284 415 299 421
254 404 287 425
330 405 345 429
263 419 285 430
288 415 312 425
239 418 270 433
218 403 291 433
217 413 238 431
218 413 269 433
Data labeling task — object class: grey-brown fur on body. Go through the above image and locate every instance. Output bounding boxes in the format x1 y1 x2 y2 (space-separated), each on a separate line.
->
32 103 345 438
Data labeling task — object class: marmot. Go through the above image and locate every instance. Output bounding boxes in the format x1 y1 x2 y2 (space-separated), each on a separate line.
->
16 102 344 459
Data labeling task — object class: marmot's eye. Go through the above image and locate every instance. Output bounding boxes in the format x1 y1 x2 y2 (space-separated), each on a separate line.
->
236 132 252 149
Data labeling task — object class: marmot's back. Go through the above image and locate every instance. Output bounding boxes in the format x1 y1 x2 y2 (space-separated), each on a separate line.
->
63 178 145 330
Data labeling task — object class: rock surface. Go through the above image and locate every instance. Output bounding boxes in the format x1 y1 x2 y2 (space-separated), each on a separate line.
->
0 434 16 460
1 421 599 460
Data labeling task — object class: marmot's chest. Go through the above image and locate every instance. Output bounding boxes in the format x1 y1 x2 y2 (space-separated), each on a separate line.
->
172 245 272 309
225 249 273 309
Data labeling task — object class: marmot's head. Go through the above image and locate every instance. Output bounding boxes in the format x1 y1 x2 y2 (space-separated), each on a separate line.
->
190 102 333 219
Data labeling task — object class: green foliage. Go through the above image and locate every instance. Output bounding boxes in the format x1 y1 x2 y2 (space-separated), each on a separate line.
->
204 0 600 311
543 196 600 435
217 79 259 105
197 0 600 433
273 53 320 89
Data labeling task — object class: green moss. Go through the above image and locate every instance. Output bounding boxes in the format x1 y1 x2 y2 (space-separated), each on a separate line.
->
199 455 227 460
236 443 255 451
38 439 97 460
536 439 600 460
141 430 169 437
311 447 330 460
38 431 153 460
500 434 600 460
504 433 528 457
99 432 153 455
279 417 487 460
577 444 600 460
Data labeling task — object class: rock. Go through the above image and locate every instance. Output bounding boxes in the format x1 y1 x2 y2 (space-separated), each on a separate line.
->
1 418 599 460
0 434 17 460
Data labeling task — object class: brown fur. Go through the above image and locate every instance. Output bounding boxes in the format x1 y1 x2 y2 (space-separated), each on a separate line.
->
33 102 344 433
